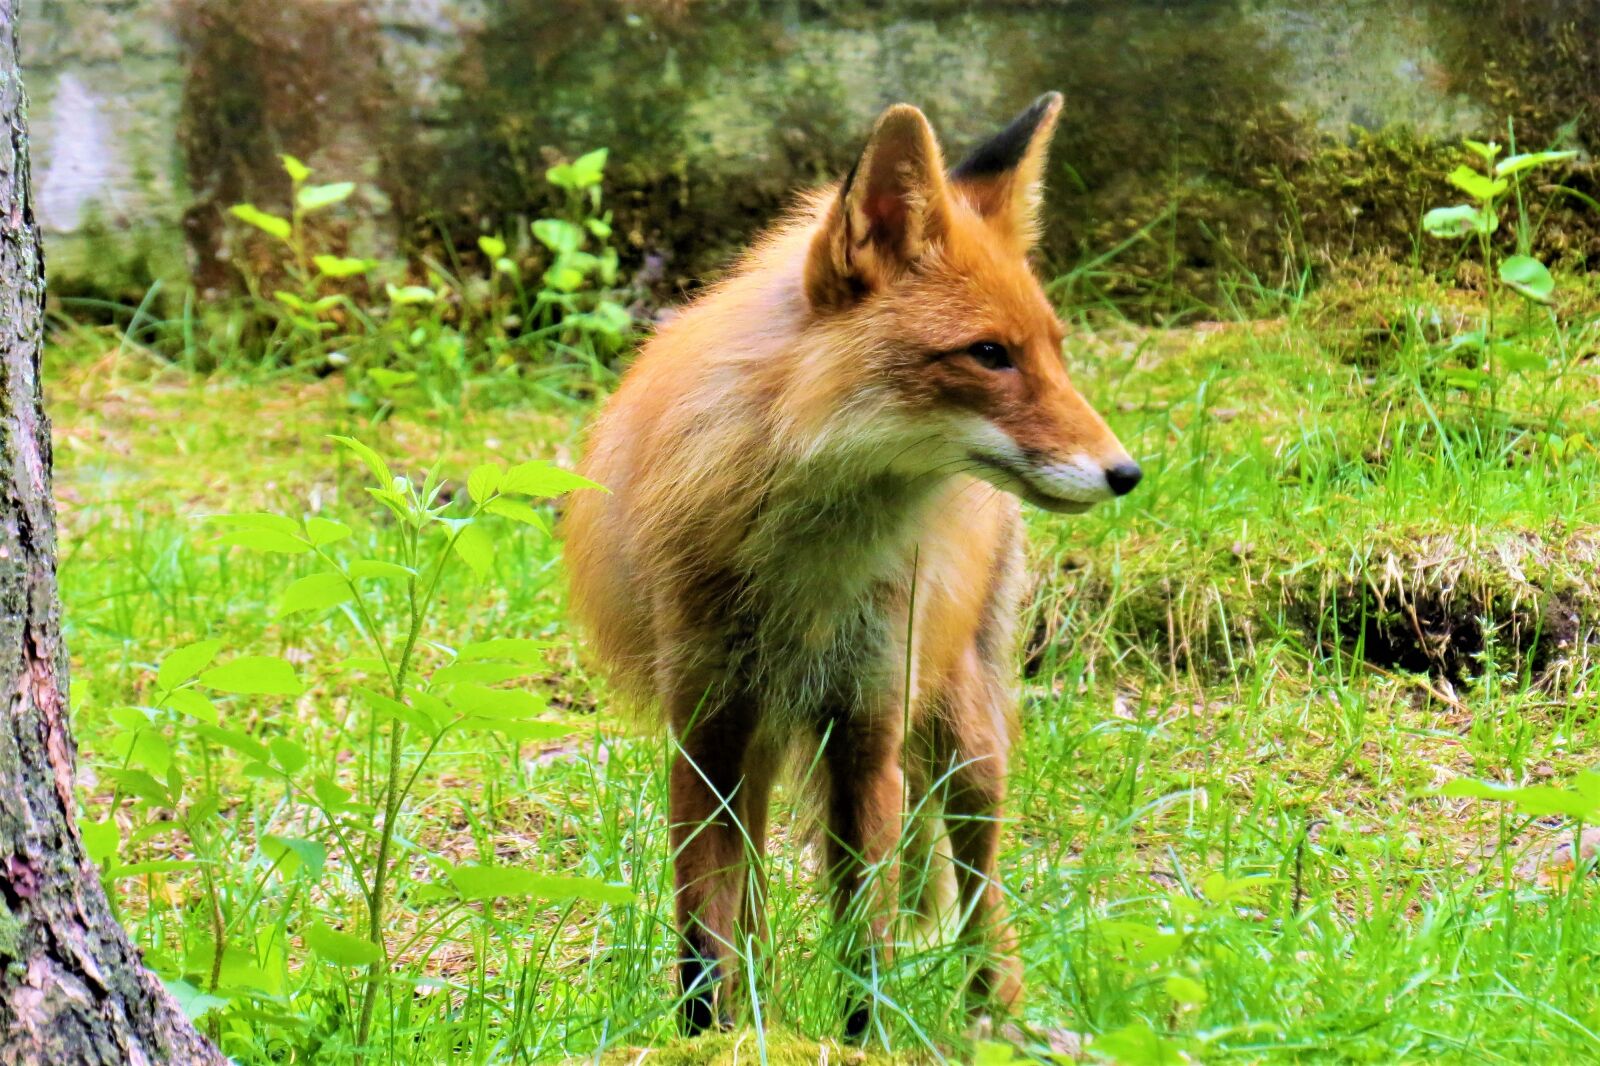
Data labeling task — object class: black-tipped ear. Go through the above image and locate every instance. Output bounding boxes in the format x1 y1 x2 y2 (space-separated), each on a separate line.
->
950 92 1063 249
805 104 950 309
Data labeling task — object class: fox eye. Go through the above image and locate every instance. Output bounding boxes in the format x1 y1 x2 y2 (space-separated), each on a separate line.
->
967 341 1013 371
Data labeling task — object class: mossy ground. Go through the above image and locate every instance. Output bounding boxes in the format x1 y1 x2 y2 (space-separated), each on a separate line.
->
44 255 1600 1061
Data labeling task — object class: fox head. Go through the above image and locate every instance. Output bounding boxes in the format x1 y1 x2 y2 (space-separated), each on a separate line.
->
800 93 1139 513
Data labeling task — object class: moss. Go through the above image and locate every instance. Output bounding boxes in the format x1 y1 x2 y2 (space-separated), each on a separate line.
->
44 204 187 316
1283 526 1600 682
1028 520 1600 685
0 896 22 961
1300 254 1475 367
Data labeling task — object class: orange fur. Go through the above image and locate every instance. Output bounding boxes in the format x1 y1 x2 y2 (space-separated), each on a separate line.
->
563 94 1136 1036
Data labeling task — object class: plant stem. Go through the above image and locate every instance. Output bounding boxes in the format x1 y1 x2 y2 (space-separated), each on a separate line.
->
353 514 475 1057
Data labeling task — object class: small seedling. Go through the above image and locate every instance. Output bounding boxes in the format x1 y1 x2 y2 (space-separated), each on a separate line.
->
1422 135 1576 394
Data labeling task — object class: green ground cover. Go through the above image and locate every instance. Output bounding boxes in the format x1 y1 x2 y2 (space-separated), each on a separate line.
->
47 256 1600 1063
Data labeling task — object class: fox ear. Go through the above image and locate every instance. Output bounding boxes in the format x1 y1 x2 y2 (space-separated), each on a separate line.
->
806 103 950 309
950 92 1063 251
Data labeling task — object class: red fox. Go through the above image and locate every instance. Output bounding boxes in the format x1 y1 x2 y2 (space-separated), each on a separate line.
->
565 93 1139 1037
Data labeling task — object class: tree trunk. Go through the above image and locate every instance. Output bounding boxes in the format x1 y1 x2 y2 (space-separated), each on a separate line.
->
0 7 223 1064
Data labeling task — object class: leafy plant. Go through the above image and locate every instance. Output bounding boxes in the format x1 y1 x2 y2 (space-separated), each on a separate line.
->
527 148 633 364
223 150 632 397
87 436 628 1059
1421 135 1576 394
229 155 372 355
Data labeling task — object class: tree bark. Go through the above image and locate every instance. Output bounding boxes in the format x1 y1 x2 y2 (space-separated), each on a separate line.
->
0 6 223 1063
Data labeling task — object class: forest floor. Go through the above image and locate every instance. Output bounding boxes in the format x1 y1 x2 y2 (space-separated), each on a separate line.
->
45 266 1600 1063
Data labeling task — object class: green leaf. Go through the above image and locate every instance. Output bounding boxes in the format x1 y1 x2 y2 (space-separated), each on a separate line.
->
273 290 341 315
586 300 632 337
1494 150 1578 178
573 147 609 182
108 706 153 731
280 154 311 183
1441 367 1492 391
118 730 172 777
200 656 307 697
313 774 352 812
477 235 507 259
500 460 604 498
217 530 311 555
304 516 352 546
484 497 550 533
531 218 584 255
107 859 201 879
365 487 410 525
1498 254 1555 303
457 637 556 663
349 559 414 581
157 640 223 691
407 687 454 732
270 737 308 774
204 511 302 535
1436 778 1600 819
1090 1019 1184 1065
461 718 575 742
163 977 230 1022
328 435 393 486
102 768 171 806
1447 164 1507 201
585 216 612 240
542 264 585 293
1464 138 1501 163
1200 871 1272 903
228 203 291 240
164 688 218 724
296 182 356 211
305 921 382 966
546 148 608 191
451 522 494 579
313 253 376 278
1093 919 1181 964
81 817 120 864
385 283 437 306
192 724 271 763
446 683 544 720
445 865 634 905
358 686 439 736
1422 203 1497 239
467 463 503 503
261 834 325 878
1164 974 1208 1005
1500 345 1546 374
974 1042 1030 1066
366 368 418 393
277 572 354 618
431 662 537 686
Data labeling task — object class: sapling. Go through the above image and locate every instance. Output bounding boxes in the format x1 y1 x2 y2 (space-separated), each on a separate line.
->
1422 136 1576 397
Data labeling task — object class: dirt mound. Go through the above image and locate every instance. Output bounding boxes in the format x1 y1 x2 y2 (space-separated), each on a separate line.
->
1026 525 1600 687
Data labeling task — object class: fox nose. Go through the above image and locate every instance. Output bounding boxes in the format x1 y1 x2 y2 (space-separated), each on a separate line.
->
1104 460 1142 497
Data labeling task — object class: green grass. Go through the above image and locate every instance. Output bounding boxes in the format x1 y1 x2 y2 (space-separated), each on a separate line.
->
48 260 1600 1063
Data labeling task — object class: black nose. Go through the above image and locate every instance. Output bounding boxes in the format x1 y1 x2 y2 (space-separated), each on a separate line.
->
1105 461 1142 497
